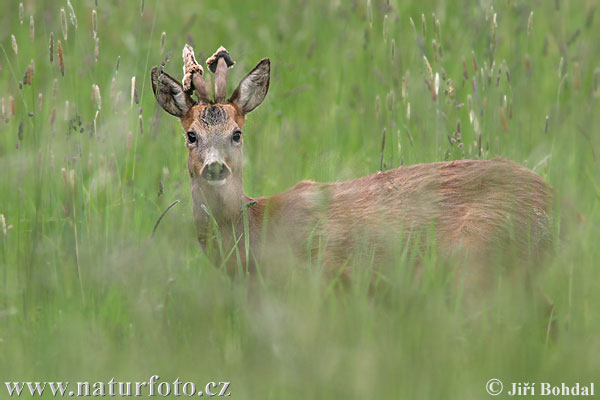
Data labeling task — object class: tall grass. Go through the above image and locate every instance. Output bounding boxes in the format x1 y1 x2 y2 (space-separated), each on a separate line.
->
0 0 599 399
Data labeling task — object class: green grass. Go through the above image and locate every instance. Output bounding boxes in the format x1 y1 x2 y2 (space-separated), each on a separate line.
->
1 0 599 398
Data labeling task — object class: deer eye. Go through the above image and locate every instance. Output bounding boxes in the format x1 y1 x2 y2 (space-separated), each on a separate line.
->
232 130 242 143
187 132 197 143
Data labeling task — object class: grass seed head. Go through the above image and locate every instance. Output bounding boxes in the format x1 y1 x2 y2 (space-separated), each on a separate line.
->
92 10 98 39
67 0 78 29
19 3 24 24
527 11 533 35
38 93 43 110
49 32 54 64
30 16 35 42
558 56 564 79
131 76 136 108
57 39 65 76
9 96 15 116
423 55 433 80
160 32 166 55
382 14 389 43
61 9 68 40
11 35 18 55
92 84 102 110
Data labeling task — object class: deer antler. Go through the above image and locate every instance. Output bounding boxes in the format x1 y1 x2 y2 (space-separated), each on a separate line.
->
182 44 209 103
206 46 235 103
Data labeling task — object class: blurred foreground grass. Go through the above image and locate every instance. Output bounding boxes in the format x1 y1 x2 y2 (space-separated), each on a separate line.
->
0 0 599 398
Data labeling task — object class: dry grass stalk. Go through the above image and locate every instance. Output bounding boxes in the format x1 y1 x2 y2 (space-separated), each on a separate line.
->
160 32 166 55
64 100 69 121
37 93 43 110
11 35 18 55
17 120 23 141
67 0 78 28
421 13 427 36
131 76 136 108
527 11 533 35
93 110 99 137
50 107 56 129
49 32 54 64
138 114 144 135
558 57 564 79
9 96 15 116
19 3 24 24
379 128 387 171
92 10 98 39
500 106 508 131
382 14 389 43
61 8 68 40
57 40 65 76
30 16 35 42
110 77 116 100
114 91 122 113
496 62 503 86
23 61 34 85
92 84 101 110
386 91 394 113
423 55 433 80
95 37 100 62
53 79 58 99
409 16 417 39
471 50 478 71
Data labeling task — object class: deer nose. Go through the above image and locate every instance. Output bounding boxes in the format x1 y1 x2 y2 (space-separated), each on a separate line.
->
201 161 230 182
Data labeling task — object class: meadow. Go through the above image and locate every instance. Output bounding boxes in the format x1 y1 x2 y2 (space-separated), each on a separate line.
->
1 0 599 398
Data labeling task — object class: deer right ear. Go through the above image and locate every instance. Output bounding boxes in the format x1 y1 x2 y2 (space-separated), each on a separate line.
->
151 66 196 117
228 58 270 115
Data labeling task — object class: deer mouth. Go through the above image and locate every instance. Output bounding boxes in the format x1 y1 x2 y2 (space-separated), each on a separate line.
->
206 178 227 187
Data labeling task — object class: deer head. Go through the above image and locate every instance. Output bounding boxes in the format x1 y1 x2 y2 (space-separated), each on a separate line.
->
150 45 270 225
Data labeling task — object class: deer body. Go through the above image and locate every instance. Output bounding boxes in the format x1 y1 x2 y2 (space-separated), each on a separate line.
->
151 45 553 276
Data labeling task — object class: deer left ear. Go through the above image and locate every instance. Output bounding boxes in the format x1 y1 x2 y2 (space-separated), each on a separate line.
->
228 58 270 115
151 66 196 117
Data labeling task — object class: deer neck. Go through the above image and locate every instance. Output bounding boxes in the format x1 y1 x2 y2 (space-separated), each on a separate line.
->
190 174 248 241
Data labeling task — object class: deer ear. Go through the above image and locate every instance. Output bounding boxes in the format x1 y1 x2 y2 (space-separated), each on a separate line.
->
228 58 270 115
151 67 196 117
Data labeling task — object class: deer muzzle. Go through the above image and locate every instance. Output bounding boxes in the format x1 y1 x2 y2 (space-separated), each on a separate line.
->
201 160 231 185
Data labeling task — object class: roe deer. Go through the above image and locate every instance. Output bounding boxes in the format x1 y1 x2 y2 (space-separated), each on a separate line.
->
150 45 553 282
